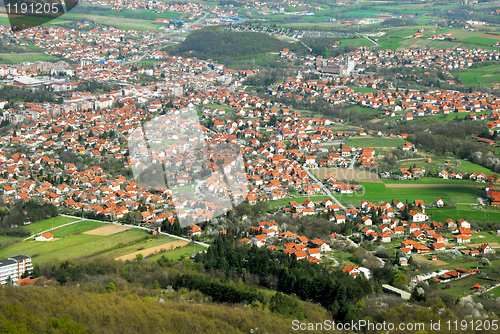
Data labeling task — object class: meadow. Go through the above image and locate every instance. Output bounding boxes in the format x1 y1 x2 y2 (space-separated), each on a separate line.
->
451 64 500 87
342 181 482 206
49 221 106 238
0 227 149 264
25 216 82 235
347 137 407 148
0 53 58 64
64 13 164 31
434 260 500 298
400 158 495 177
427 207 500 224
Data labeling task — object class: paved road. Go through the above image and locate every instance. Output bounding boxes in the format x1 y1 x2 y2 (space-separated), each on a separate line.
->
23 218 85 241
323 254 339 266
304 166 345 209
318 141 344 146
356 32 379 47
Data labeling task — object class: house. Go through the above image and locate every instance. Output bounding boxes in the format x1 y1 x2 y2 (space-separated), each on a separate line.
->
458 219 470 229
399 257 408 266
435 198 444 207
379 232 391 243
250 234 267 247
189 224 201 236
408 210 427 222
453 234 470 244
480 243 495 254
309 239 331 252
35 232 54 241
438 170 449 179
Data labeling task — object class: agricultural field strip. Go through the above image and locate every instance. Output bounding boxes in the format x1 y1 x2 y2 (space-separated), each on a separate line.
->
115 240 190 261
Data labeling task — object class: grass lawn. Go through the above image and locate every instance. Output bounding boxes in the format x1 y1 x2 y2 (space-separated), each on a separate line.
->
383 178 480 185
65 13 163 31
452 64 500 87
50 221 106 238
489 286 500 298
26 216 82 235
400 158 496 177
437 263 500 299
347 137 407 148
352 87 378 93
147 243 208 262
427 207 500 224
344 181 481 207
0 228 149 264
337 38 373 48
0 53 58 64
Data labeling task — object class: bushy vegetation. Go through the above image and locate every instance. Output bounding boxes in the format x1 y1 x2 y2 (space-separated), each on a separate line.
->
172 27 306 64
195 234 372 322
0 86 60 104
0 200 58 236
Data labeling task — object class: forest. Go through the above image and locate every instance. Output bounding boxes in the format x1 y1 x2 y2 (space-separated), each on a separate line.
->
195 233 372 322
0 200 58 237
0 246 496 334
171 27 306 65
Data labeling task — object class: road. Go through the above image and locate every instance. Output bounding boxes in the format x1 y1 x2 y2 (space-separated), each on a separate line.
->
304 166 345 209
22 218 86 241
323 254 339 266
318 141 344 146
356 32 379 47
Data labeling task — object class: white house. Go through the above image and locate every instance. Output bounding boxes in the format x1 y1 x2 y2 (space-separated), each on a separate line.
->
35 232 54 241
409 211 427 222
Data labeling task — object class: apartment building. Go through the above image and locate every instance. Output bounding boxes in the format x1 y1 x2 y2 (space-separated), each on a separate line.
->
0 255 32 285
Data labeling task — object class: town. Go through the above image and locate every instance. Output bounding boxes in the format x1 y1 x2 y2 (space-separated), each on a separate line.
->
0 0 499 332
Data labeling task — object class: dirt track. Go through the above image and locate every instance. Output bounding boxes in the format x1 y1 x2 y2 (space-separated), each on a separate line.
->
84 225 131 236
385 183 483 188
115 240 190 261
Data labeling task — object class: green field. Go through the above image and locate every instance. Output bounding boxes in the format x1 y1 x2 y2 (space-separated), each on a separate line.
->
461 36 500 46
400 158 495 178
347 137 407 148
49 221 106 238
489 286 500 298
343 181 482 207
65 13 163 31
427 207 500 224
0 228 149 264
352 87 378 93
147 243 208 262
337 38 373 48
383 178 480 185
0 53 58 64
436 260 500 298
26 216 82 235
451 64 500 87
